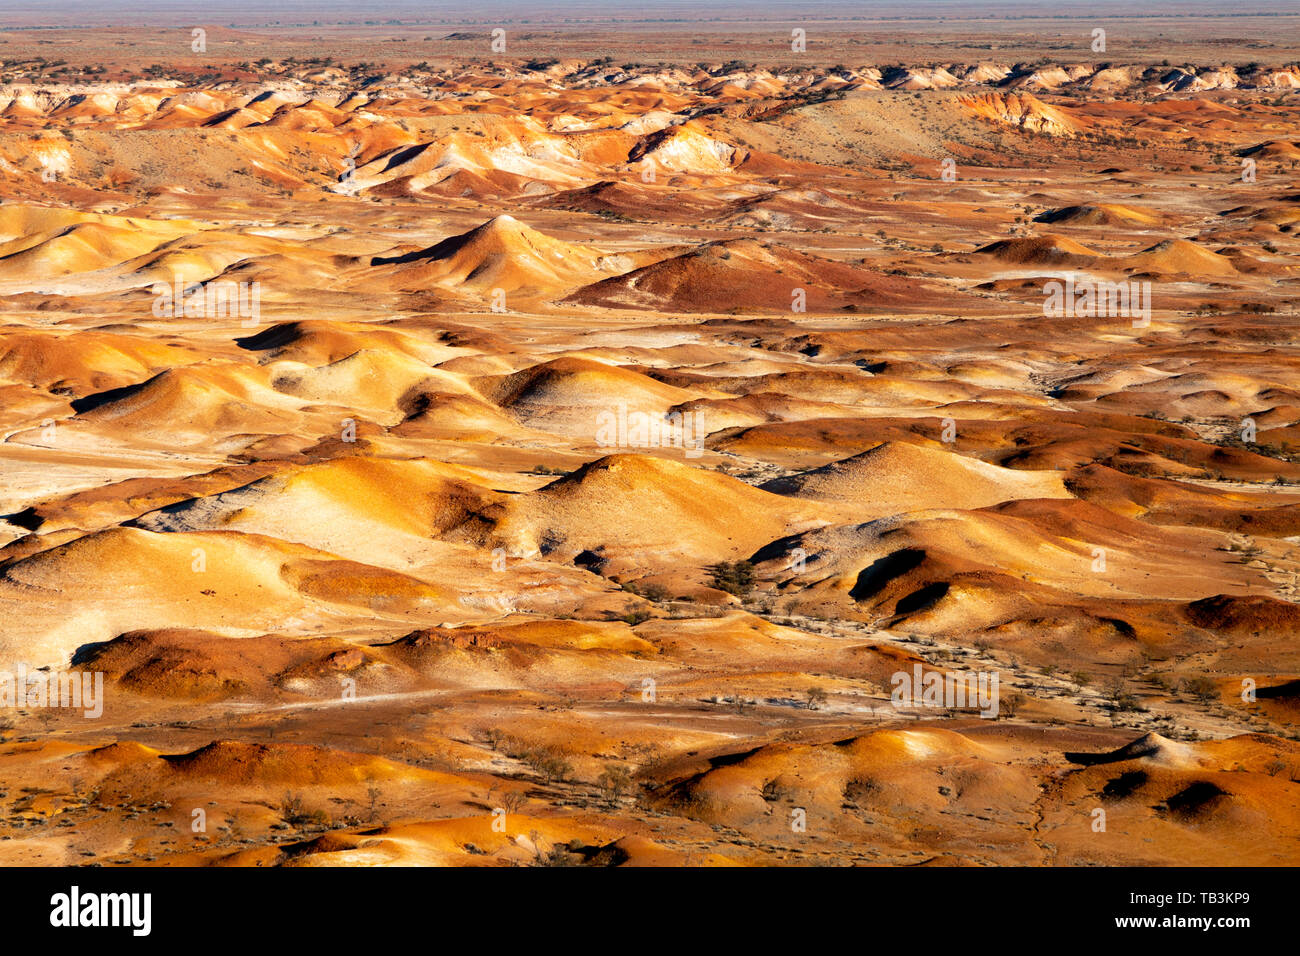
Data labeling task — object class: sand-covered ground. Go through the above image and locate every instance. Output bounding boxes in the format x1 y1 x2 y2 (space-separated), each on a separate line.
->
1 13 1300 865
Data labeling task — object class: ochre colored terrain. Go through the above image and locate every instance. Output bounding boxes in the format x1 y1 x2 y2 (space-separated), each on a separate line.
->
2 16 1300 866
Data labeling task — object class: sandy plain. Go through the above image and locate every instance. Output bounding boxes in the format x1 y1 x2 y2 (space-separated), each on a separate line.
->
0 8 1299 866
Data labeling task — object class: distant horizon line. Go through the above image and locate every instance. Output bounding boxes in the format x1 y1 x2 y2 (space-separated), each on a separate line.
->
4 0 1300 26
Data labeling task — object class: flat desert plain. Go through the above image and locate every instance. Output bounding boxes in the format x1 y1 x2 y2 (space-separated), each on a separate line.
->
1 5 1300 866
